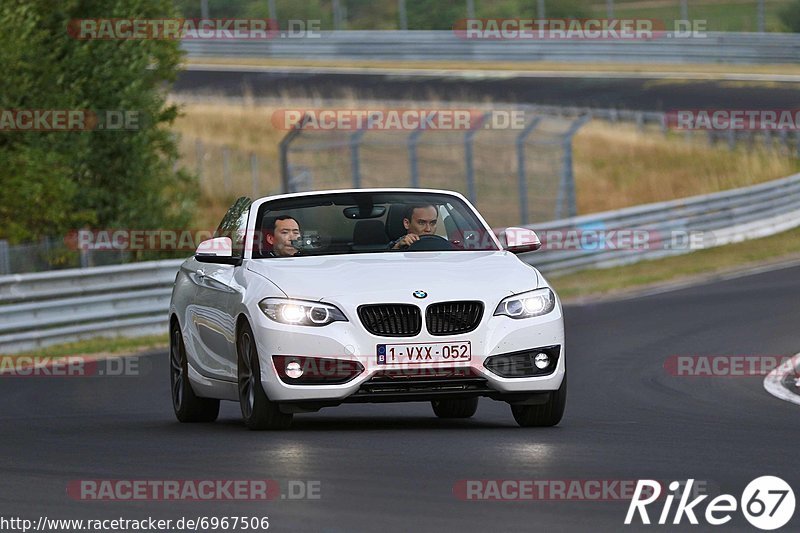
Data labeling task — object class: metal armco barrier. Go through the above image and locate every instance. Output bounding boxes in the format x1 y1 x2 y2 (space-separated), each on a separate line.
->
0 260 183 354
527 172 800 274
2 172 800 353
182 31 800 65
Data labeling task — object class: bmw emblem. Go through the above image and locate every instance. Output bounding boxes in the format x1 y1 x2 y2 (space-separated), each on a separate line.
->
413 290 427 299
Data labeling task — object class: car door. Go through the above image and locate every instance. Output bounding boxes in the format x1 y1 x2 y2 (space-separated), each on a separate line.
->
188 197 251 382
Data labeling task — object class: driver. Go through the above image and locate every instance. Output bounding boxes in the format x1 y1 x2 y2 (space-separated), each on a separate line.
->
264 215 301 257
390 204 438 250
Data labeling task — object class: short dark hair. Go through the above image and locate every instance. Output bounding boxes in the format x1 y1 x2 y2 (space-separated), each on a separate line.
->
403 204 436 222
263 214 298 234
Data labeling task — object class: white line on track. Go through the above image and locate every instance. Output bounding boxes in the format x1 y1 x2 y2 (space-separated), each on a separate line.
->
764 352 800 406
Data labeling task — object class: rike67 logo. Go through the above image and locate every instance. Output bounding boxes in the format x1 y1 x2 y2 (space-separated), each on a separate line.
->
625 477 795 530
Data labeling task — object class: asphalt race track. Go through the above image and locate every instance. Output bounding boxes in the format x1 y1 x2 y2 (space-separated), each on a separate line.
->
175 68 800 111
1 265 798 532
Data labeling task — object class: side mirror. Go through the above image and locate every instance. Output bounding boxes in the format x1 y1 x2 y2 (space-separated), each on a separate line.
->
500 227 541 254
195 237 240 264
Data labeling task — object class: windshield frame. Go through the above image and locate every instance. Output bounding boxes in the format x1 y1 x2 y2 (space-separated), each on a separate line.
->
243 189 501 260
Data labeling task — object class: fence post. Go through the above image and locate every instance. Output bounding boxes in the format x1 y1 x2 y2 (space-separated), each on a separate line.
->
515 117 542 226
407 127 424 188
350 129 366 188
250 153 259 197
398 0 407 30
279 116 306 194
556 114 591 219
464 112 488 205
0 240 9 275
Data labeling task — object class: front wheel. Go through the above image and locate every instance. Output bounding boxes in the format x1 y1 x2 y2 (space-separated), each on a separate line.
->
510 373 567 427
237 321 293 430
432 397 479 418
170 322 220 423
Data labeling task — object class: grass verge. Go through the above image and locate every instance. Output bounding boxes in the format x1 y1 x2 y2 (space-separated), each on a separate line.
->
4 334 168 360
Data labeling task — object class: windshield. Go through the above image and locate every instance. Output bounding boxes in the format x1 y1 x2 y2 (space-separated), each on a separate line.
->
252 191 499 258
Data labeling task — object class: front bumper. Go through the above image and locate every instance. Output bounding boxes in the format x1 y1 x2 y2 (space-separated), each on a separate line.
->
252 302 565 404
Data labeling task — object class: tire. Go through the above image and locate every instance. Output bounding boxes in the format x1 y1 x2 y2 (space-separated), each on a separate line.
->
511 372 567 427
237 321 293 430
431 397 479 419
170 321 220 423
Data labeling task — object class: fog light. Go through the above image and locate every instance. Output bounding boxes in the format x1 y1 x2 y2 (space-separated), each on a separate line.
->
285 361 303 379
273 355 365 385
534 353 550 369
484 346 560 378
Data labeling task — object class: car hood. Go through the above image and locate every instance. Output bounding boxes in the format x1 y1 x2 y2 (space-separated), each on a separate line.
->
246 251 540 304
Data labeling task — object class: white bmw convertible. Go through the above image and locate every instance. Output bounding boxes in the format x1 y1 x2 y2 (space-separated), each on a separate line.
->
169 188 565 429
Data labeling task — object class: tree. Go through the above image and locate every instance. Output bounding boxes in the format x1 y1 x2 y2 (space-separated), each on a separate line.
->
0 0 195 245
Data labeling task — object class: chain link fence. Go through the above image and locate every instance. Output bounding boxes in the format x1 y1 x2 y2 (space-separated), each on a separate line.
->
280 110 590 229
0 237 132 276
183 138 283 201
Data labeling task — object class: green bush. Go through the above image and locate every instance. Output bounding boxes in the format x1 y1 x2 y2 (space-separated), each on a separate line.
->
779 0 800 31
0 0 195 244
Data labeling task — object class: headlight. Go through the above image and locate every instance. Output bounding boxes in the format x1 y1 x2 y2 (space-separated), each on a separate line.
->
259 298 348 326
494 288 555 319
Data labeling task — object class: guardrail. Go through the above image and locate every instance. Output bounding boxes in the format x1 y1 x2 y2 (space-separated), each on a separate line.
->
0 260 182 353
2 172 800 353
182 31 800 64
527 172 800 274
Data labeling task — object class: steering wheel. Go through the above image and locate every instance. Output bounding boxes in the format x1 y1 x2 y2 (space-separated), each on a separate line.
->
407 234 455 251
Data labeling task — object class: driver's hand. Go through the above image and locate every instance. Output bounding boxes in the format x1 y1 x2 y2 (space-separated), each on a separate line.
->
394 233 420 249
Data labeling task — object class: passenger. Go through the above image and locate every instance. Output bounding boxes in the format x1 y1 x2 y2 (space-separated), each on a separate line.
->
264 215 301 257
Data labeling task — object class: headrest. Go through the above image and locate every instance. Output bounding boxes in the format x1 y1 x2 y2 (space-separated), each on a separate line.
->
353 220 389 245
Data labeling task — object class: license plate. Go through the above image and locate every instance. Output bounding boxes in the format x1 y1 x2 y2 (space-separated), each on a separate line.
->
376 341 471 365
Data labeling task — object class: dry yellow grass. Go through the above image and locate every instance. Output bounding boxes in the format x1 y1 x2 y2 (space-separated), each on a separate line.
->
172 100 286 229
573 121 799 213
171 99 800 229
